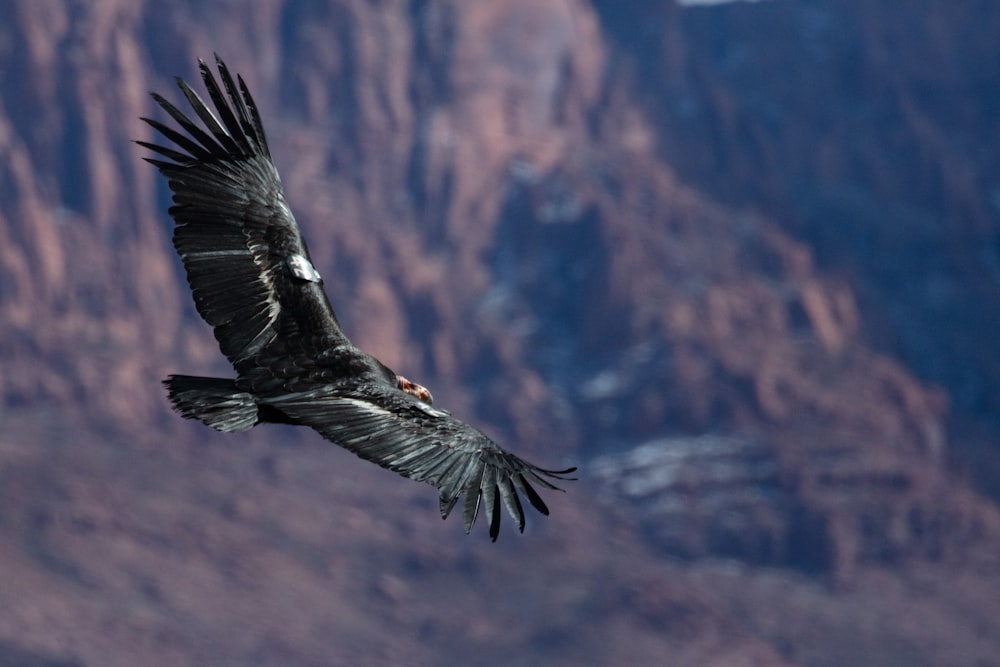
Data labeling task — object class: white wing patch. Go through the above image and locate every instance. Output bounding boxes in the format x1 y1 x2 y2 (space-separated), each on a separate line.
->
286 253 323 283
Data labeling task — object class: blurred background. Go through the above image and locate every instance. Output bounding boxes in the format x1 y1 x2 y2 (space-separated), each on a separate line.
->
1 0 999 665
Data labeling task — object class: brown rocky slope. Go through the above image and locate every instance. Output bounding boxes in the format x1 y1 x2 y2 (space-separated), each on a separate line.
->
1 1 998 665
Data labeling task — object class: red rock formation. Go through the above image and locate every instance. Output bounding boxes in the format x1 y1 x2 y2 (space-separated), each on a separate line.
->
1 1 999 665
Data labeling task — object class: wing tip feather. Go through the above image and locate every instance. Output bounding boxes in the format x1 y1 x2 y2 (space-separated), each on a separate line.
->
442 457 576 541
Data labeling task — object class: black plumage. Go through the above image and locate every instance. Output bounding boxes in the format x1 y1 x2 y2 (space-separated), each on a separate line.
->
140 56 575 541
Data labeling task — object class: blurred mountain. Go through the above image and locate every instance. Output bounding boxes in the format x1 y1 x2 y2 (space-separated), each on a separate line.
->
1 1 999 666
593 0 1000 491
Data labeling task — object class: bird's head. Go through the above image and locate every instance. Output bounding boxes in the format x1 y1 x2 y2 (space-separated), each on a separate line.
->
397 374 434 405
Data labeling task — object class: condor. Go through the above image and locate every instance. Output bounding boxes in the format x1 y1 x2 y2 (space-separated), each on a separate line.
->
139 56 575 541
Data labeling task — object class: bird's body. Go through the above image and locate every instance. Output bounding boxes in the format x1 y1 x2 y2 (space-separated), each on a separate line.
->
140 56 574 540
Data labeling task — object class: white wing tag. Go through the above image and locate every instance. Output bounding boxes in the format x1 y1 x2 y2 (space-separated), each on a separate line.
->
286 253 322 283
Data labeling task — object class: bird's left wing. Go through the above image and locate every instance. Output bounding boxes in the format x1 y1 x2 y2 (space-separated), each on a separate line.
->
267 387 576 541
138 56 347 370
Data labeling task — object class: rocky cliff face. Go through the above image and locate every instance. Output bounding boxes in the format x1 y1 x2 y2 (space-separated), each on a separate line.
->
1 1 999 666
596 0 1000 433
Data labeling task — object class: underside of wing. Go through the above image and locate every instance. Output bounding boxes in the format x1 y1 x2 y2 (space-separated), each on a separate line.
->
269 388 576 541
138 55 346 368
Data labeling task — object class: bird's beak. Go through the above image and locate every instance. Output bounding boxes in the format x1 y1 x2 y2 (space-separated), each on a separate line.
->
397 375 434 405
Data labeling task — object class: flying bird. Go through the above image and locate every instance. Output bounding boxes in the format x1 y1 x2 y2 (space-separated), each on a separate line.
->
138 55 575 541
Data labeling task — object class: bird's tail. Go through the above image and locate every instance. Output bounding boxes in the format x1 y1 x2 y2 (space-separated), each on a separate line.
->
163 375 258 432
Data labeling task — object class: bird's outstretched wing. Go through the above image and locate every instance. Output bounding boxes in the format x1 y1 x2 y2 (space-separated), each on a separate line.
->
138 55 345 369
267 387 576 541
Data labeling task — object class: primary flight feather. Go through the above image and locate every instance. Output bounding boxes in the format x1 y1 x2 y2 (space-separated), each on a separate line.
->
139 55 575 541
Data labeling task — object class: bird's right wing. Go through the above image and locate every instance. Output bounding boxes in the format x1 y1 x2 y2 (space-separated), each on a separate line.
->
266 387 576 541
138 55 347 369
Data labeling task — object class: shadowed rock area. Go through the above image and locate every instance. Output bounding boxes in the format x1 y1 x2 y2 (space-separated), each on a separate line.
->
1 1 999 665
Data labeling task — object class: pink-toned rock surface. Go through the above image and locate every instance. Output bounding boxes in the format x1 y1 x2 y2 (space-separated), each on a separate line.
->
1 1 999 665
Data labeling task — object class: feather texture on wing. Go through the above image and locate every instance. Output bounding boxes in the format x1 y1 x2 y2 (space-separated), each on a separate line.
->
138 56 345 369
267 386 575 539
